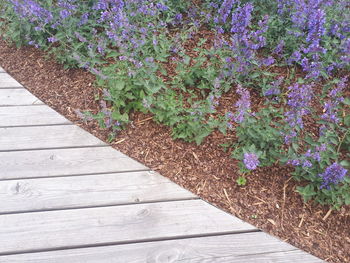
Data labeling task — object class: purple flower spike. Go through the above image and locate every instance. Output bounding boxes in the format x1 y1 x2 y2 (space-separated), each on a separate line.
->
231 3 254 34
321 77 347 124
243 152 260 170
233 85 251 123
319 163 348 189
216 0 236 24
285 83 313 129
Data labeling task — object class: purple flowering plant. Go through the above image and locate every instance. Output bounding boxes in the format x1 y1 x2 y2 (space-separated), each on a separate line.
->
231 103 284 176
282 77 350 208
1 0 350 207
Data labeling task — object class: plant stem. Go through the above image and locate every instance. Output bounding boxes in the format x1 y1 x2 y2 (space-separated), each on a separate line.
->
337 129 349 155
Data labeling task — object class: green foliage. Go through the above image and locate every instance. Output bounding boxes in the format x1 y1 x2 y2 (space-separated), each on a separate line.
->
1 0 349 209
236 176 247 186
232 106 284 168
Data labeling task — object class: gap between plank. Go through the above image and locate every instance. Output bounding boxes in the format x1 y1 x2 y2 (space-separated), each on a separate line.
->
0 103 45 107
0 86 24 89
0 144 109 153
0 123 73 128
0 169 152 182
0 229 261 257
235 249 300 258
0 197 200 216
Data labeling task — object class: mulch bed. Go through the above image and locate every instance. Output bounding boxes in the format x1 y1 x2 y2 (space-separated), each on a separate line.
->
0 39 349 262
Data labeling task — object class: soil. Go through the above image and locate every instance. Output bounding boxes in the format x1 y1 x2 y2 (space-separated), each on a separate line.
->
0 39 349 263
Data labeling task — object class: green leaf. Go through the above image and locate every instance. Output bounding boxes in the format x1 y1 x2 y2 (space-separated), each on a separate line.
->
120 113 129 122
340 160 350 168
343 98 350 106
183 56 191 65
236 176 247 186
113 80 125 91
345 195 350 205
344 115 350 126
329 137 338 145
292 142 299 152
297 185 316 200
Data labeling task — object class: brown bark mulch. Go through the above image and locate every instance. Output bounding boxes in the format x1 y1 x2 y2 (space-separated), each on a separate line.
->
0 39 349 262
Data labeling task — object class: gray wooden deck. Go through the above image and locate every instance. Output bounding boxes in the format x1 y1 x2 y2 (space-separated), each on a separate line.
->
0 68 323 262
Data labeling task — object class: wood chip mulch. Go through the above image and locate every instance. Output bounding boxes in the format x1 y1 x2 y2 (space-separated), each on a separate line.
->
0 39 349 263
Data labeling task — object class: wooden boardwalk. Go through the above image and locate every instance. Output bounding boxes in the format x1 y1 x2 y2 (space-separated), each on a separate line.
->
0 67 323 262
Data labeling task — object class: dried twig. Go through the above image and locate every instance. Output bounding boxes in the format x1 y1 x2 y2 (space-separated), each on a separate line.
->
298 214 305 228
114 138 126 144
248 194 267 204
144 149 150 162
322 208 332 221
223 188 232 204
135 116 153 124
192 152 200 162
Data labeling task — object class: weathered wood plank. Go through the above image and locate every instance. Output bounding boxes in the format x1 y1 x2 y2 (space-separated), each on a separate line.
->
0 171 196 213
0 147 147 180
0 232 323 263
0 89 43 106
0 200 256 255
0 105 71 127
0 73 23 88
0 146 146 178
0 125 106 151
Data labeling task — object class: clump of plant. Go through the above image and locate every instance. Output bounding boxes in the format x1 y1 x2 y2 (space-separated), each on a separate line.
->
282 77 350 209
1 0 349 209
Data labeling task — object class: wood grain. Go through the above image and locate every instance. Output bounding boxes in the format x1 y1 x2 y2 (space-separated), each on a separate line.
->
0 147 147 180
0 73 23 88
0 171 196 213
0 89 43 106
0 105 70 127
0 200 256 255
0 125 106 151
0 232 323 263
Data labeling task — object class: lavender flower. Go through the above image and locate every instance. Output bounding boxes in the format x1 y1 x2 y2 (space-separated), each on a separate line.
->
340 38 350 67
215 0 236 24
173 13 183 24
243 152 260 170
274 40 285 56
230 3 254 34
304 144 327 162
9 0 53 24
302 160 313 168
90 67 108 80
74 109 93 121
285 83 313 129
47 36 58 43
306 8 326 45
261 56 275 67
319 163 348 189
284 83 313 143
74 32 87 42
233 85 251 123
321 77 347 124
279 0 349 78
287 159 301 166
142 98 151 109
78 12 89 26
264 76 284 96
59 9 71 19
